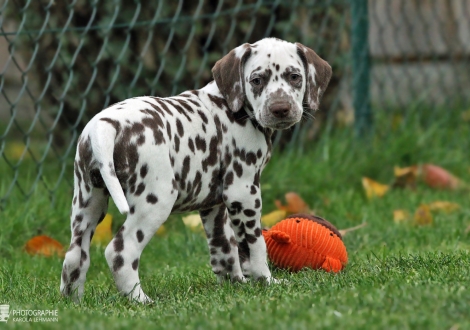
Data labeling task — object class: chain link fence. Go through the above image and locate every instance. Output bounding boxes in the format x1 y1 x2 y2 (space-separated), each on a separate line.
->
1 0 469 206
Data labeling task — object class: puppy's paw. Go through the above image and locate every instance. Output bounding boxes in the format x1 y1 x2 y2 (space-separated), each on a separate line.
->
268 277 289 284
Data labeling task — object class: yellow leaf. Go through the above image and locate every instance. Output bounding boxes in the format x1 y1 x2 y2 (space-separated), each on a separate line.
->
427 201 460 213
91 214 113 245
274 192 311 214
5 142 28 161
461 109 470 122
155 225 167 236
182 214 203 232
391 113 403 131
465 225 470 235
25 235 64 257
261 210 287 227
393 209 411 223
392 165 418 189
362 177 389 199
413 205 433 225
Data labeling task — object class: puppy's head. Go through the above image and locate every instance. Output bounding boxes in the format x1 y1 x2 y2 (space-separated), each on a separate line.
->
212 38 332 130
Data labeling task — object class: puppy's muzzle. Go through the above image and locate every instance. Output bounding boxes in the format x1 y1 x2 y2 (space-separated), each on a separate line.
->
269 102 291 119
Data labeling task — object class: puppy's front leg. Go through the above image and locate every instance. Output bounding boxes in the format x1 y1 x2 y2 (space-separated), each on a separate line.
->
223 175 272 282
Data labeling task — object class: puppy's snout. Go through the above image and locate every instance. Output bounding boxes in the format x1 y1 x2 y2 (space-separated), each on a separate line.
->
270 103 291 119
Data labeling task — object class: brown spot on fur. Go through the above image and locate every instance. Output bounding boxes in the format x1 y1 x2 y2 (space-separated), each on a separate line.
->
246 220 256 228
146 193 158 204
136 230 144 243
140 164 148 178
188 138 195 153
132 258 139 270
176 119 184 137
70 268 80 282
100 118 121 135
233 161 243 177
113 255 124 272
195 136 206 152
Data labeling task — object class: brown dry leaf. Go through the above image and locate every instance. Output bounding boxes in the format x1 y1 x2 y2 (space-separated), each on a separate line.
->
182 214 203 232
418 164 464 190
261 210 287 227
413 205 433 225
392 165 418 189
393 209 411 223
361 177 389 199
427 201 460 213
25 235 64 257
91 214 113 246
274 192 310 214
338 222 367 236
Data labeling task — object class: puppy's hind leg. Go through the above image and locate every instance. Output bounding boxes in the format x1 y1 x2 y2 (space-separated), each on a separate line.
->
105 158 177 303
61 175 109 301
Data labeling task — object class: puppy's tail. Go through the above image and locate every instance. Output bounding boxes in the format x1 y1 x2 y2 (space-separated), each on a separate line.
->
90 119 130 214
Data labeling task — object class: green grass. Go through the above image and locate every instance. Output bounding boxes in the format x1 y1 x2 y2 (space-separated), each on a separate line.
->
1 110 470 329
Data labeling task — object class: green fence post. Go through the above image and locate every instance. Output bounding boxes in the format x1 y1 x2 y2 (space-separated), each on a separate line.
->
350 0 372 136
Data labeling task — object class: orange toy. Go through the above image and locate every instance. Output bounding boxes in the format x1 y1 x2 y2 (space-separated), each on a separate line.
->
262 214 347 272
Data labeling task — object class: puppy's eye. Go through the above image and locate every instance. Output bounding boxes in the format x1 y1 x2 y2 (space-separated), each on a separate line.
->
290 74 300 81
251 78 262 86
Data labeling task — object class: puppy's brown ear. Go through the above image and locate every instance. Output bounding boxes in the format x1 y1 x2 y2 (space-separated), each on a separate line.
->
296 43 332 111
212 43 252 112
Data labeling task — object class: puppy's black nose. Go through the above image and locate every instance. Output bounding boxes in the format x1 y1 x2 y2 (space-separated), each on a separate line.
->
270 103 290 118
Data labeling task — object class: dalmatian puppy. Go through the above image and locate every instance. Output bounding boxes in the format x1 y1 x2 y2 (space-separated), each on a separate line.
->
60 38 332 303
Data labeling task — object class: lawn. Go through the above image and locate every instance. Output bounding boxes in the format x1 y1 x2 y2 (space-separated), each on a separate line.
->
0 110 469 329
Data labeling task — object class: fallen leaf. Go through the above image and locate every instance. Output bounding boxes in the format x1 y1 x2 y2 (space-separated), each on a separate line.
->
461 109 470 122
465 225 470 235
393 209 411 223
182 214 203 232
335 107 355 127
427 201 460 213
4 142 29 160
391 113 403 130
91 214 113 245
274 192 311 214
261 210 287 227
156 225 167 236
392 165 418 189
25 235 64 257
362 177 389 199
338 222 367 236
413 205 433 225
418 164 464 190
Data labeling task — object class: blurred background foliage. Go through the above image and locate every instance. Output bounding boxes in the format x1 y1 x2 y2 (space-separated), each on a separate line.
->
1 0 469 204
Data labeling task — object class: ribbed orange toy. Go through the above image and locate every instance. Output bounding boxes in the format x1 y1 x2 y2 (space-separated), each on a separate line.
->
262 214 347 272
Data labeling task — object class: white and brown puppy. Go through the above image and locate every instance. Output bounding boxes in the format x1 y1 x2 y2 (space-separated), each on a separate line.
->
60 38 332 303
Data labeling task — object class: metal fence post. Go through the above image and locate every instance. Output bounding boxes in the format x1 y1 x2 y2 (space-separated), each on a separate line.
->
350 0 372 136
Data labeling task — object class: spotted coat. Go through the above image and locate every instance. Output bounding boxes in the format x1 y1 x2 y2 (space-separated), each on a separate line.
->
60 38 332 303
